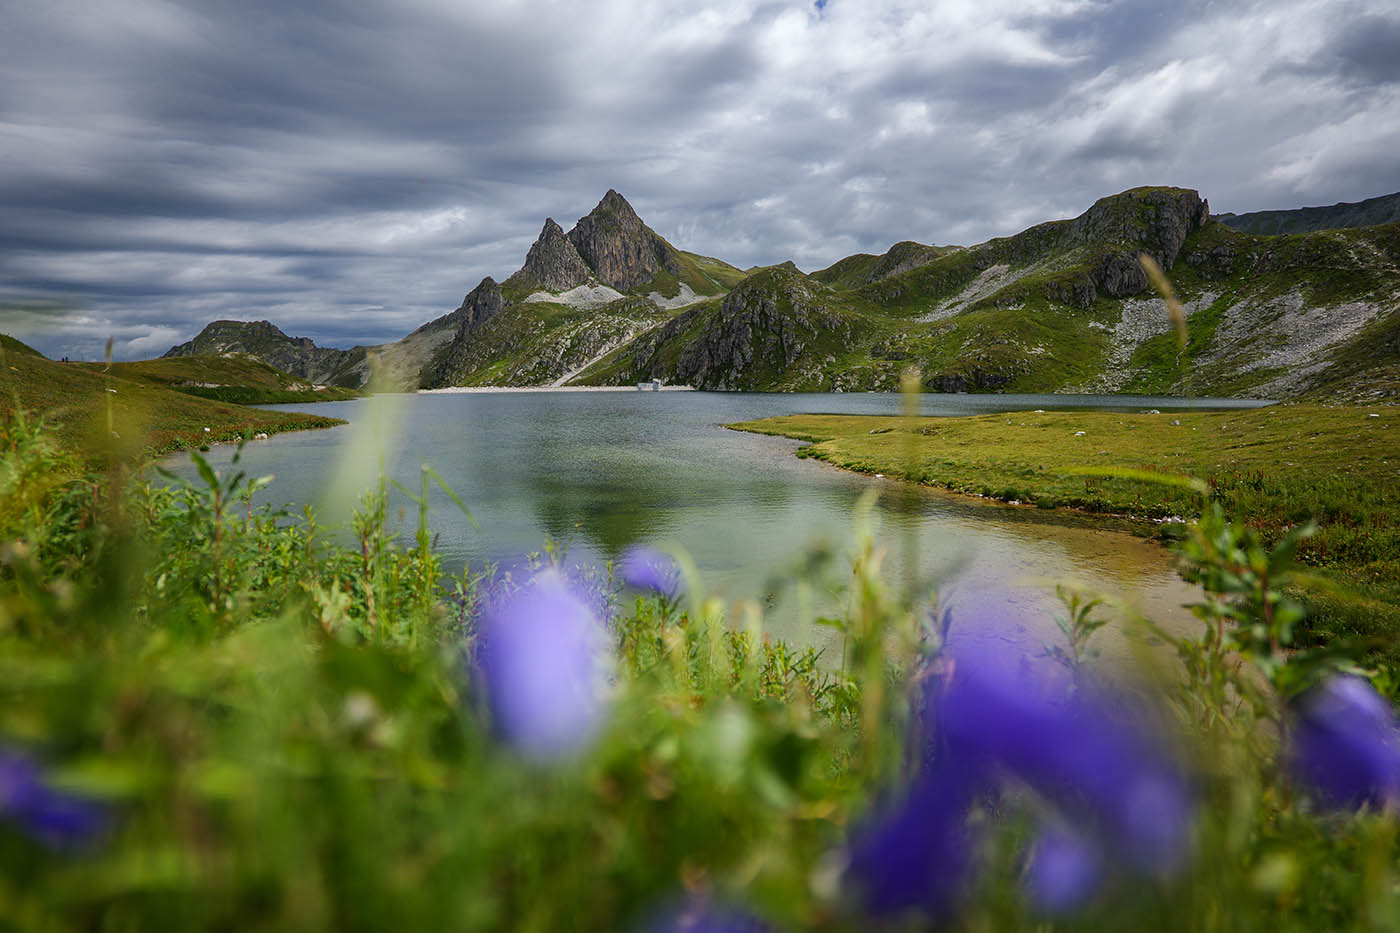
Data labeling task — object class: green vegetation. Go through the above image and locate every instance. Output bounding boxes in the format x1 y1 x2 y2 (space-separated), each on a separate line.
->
0 339 344 461
729 405 1400 667
3 401 1400 928
557 188 1399 398
82 355 360 405
667 248 748 295
0 334 43 357
426 297 678 387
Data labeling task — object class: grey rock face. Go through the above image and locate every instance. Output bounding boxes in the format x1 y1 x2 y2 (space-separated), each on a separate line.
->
513 219 592 292
455 276 505 332
419 277 514 387
1092 251 1150 298
1038 188 1210 309
1070 187 1210 269
567 189 679 291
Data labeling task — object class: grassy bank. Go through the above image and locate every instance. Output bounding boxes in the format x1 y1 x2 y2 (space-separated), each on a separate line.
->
1 340 345 461
84 355 361 405
729 405 1400 664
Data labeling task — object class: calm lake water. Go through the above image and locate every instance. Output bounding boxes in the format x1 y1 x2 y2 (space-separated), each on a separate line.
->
163 390 1270 661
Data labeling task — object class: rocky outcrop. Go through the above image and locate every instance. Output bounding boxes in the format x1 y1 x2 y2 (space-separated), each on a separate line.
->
566 189 681 291
925 369 1014 392
860 187 1211 312
509 219 592 292
454 276 505 332
421 296 670 387
1069 187 1209 270
868 241 946 283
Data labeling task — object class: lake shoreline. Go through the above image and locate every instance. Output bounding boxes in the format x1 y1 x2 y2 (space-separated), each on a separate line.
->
725 421 1174 549
727 405 1400 668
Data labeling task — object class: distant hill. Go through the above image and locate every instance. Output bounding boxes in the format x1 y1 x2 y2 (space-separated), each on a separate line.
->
1216 191 1400 235
0 335 343 458
93 355 359 405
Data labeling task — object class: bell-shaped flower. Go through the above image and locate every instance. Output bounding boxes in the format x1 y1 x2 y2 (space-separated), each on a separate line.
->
1289 675 1400 809
618 545 682 599
474 569 614 761
844 765 981 916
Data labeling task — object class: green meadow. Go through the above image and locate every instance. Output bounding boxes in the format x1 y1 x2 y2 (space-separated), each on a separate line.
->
729 405 1400 669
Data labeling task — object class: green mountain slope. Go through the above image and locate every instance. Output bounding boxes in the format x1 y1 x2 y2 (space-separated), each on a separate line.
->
423 296 675 387
91 355 359 404
1116 220 1400 400
571 186 1400 398
0 334 44 357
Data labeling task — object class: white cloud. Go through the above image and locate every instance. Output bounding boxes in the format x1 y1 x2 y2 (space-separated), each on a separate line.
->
1 0 1397 360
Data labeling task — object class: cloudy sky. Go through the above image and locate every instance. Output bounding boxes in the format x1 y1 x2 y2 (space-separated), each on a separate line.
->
3 0 1398 360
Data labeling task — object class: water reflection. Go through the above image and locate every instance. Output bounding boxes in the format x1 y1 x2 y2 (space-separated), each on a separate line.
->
162 390 1263 655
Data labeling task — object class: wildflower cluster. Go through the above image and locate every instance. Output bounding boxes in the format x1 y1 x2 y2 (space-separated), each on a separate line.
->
1 408 1399 929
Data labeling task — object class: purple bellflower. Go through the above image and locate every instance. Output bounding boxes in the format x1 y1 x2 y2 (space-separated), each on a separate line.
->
1026 825 1101 914
618 545 682 599
475 569 614 762
845 603 1194 918
844 765 980 916
931 644 1192 877
0 746 106 850
1290 675 1400 809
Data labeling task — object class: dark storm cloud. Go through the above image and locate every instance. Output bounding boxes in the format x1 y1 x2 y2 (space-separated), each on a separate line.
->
1327 15 1400 85
2 0 1398 360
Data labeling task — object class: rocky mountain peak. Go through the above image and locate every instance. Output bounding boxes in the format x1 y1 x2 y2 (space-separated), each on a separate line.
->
597 188 639 219
567 190 680 291
512 217 592 292
456 276 504 332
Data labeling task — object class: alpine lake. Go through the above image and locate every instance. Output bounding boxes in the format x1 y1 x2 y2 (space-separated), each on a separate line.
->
161 390 1271 665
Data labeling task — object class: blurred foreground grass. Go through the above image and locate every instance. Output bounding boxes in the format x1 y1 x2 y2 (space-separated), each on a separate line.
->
2 391 1399 929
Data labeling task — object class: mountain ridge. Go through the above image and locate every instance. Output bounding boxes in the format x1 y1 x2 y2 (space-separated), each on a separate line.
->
1216 191 1400 236
162 186 1400 401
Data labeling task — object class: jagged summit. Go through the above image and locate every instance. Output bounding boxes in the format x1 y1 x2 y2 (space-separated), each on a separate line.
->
502 190 741 299
509 218 593 292
566 189 681 292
